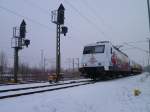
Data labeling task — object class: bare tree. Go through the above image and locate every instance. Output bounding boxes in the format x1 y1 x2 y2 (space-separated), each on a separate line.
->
18 63 30 81
0 51 8 81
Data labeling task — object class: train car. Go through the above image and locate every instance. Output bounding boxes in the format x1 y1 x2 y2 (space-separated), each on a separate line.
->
79 41 142 80
130 60 142 74
48 73 64 83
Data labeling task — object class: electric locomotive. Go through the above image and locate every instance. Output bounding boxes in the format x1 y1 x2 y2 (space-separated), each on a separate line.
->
79 41 142 80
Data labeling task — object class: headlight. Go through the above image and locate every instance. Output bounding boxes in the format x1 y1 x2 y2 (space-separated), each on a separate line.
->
83 63 87 67
98 63 101 66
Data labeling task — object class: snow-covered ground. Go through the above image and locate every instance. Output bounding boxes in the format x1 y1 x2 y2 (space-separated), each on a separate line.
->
0 79 90 90
0 72 150 112
0 81 88 97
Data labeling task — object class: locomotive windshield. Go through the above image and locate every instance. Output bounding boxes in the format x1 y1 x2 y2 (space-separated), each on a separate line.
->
83 45 105 54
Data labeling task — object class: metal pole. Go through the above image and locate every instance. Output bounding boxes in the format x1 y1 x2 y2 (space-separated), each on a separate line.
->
51 4 66 82
12 20 29 83
56 24 61 82
43 58 46 73
76 58 79 71
147 0 150 31
41 49 44 71
14 48 19 83
73 58 74 73
147 0 150 65
149 39 150 65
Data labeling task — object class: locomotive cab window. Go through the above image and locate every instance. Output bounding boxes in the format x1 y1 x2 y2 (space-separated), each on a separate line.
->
111 47 112 54
83 46 93 54
94 45 105 53
83 45 105 54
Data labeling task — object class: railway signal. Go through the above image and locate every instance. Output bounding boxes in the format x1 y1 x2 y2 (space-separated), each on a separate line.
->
51 4 68 82
61 26 68 36
11 20 30 83
20 20 26 38
24 39 30 47
57 4 65 25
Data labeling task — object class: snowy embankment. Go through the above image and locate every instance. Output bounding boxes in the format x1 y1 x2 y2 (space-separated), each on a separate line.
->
0 72 150 112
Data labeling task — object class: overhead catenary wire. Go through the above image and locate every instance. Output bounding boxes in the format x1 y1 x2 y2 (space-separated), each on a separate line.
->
123 42 149 53
122 47 136 51
63 0 109 39
120 40 147 51
21 0 73 37
1 1 147 52
123 40 147 44
79 0 120 40
80 0 112 30
22 0 50 15
0 5 52 30
21 0 146 48
21 0 109 40
2 0 107 38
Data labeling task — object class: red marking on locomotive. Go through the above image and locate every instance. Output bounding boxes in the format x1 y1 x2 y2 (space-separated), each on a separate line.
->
89 55 97 64
111 52 117 65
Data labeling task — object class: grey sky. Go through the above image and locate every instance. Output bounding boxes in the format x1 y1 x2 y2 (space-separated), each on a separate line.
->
0 0 149 68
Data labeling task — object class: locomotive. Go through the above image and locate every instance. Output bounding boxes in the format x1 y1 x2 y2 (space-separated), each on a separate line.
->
79 41 142 80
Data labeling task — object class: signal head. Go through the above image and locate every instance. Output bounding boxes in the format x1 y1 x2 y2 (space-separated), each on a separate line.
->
24 39 30 47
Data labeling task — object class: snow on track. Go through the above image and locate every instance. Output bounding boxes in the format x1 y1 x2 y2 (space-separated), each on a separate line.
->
0 73 150 112
0 82 50 90
0 81 90 97
0 79 90 91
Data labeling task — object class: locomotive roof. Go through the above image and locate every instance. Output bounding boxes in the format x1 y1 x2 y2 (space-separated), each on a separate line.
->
84 41 128 57
85 41 110 46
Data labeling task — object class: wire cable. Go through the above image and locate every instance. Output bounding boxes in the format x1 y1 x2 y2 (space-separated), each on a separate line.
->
22 0 50 15
22 0 107 39
123 40 147 44
123 42 149 53
63 0 109 38
0 5 52 30
80 0 112 30
21 0 83 38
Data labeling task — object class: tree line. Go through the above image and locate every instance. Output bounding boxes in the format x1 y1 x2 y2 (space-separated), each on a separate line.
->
0 51 82 83
0 51 51 82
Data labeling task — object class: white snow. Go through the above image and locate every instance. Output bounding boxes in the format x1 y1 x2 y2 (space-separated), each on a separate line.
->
0 81 88 97
0 72 150 112
0 79 90 90
0 82 50 90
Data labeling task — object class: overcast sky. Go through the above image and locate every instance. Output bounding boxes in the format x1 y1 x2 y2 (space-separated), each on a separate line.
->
0 0 149 69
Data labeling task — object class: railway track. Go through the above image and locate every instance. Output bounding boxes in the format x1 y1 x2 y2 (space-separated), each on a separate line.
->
0 81 47 86
0 80 91 93
0 80 92 99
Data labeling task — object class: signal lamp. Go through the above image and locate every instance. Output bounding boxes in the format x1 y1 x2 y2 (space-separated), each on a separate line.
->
61 26 68 36
24 39 30 47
